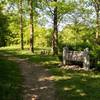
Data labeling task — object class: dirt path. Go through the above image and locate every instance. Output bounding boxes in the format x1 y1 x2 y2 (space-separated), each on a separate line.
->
5 56 55 100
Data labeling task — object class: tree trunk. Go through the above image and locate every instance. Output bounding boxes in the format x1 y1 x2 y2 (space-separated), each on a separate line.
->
52 0 58 55
96 8 99 39
19 0 24 50
29 0 34 52
94 0 100 39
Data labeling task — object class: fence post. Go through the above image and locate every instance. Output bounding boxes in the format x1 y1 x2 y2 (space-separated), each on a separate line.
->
83 48 90 70
63 46 68 65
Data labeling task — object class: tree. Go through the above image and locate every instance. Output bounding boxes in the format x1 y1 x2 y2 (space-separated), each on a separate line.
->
29 0 34 52
42 0 77 55
52 0 58 55
92 0 100 39
4 0 24 48
19 0 24 50
0 5 10 47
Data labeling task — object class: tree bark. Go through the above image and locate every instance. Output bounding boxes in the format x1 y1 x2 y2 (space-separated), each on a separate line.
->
52 0 58 55
29 0 34 52
96 7 99 39
19 0 24 50
94 0 100 39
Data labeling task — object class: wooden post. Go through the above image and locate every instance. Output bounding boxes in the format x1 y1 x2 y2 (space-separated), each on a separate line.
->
63 46 68 65
83 48 90 70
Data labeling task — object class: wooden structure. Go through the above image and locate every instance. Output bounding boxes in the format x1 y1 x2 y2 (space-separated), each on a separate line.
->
63 46 90 70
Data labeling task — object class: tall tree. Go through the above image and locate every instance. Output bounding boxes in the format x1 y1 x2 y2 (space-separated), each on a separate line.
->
29 0 34 52
93 0 100 39
19 0 24 50
52 0 58 55
41 0 76 55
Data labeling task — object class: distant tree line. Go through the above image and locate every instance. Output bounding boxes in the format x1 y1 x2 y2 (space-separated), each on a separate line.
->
0 0 99 58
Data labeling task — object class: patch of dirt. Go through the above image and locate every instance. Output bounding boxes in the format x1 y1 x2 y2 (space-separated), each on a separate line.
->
4 56 55 100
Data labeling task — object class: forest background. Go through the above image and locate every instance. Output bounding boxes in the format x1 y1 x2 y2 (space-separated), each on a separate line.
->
0 0 100 68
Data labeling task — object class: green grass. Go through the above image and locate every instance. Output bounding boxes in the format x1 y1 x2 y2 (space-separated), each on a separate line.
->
0 46 100 100
0 58 22 100
0 46 59 64
49 67 100 100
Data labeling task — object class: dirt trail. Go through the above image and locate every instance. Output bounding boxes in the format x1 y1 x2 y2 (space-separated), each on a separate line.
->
5 56 55 100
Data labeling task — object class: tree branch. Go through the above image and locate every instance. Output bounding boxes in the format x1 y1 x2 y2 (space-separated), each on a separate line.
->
45 0 54 16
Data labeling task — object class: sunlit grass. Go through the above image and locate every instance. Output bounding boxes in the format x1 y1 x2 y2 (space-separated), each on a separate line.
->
0 45 100 100
0 45 59 64
50 68 100 100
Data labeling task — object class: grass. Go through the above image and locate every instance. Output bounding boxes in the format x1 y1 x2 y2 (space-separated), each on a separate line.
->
0 58 22 100
50 67 100 100
0 46 59 64
0 46 100 100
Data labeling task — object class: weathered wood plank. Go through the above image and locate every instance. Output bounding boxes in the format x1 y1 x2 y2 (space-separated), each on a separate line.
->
67 51 84 61
63 47 90 70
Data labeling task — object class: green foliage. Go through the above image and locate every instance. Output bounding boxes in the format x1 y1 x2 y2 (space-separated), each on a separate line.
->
0 0 100 99
24 25 51 47
58 23 100 68
34 26 48 47
57 1 77 15
8 14 20 45
0 0 99 68
0 5 10 47
59 24 93 50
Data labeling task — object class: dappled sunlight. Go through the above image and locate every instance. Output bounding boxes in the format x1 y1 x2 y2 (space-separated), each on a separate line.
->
63 86 74 91
79 92 87 96
76 89 87 96
31 86 48 91
0 46 100 100
23 86 51 100
8 57 29 62
38 76 54 81
81 78 87 82
17 58 55 100
54 76 72 81
23 82 54 100
0 51 55 100
31 95 38 100
53 68 100 100
43 60 60 65
90 74 100 79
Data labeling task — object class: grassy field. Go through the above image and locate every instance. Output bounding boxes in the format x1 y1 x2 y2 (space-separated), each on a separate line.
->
50 68 100 100
0 46 100 100
0 58 22 100
0 46 59 64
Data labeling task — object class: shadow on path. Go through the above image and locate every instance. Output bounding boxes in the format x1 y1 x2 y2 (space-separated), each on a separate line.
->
3 55 55 100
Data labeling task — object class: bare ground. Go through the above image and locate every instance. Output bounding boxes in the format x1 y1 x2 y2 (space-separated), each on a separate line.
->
4 56 55 100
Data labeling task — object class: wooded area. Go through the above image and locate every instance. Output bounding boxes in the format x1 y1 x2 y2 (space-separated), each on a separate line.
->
1 0 99 67
0 0 100 99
